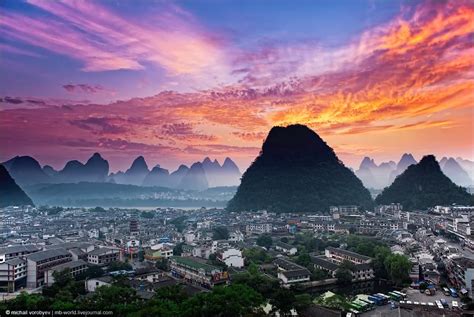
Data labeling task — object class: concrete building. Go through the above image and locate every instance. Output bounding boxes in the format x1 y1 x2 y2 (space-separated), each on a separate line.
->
26 248 72 288
311 255 374 282
447 257 474 298
170 256 228 288
0 245 40 263
325 247 371 265
87 248 120 266
245 223 272 235
0 258 27 292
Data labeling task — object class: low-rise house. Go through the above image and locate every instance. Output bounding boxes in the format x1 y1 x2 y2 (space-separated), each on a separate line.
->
229 230 244 242
275 242 297 255
86 276 113 292
273 258 310 285
216 248 244 268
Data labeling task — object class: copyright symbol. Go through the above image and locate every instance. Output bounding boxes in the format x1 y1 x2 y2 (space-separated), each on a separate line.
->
5 310 10 315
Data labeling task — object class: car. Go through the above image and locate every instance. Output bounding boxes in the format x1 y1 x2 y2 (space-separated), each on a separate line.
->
440 299 449 308
390 301 397 310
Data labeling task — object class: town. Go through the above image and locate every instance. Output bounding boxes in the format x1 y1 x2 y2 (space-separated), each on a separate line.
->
0 203 473 316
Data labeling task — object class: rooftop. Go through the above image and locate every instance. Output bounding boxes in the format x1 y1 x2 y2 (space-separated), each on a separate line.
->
326 247 371 261
171 256 221 274
0 244 40 255
273 258 306 271
26 248 70 262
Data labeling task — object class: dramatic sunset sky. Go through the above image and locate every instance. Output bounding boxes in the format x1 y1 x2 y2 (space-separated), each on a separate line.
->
0 0 473 172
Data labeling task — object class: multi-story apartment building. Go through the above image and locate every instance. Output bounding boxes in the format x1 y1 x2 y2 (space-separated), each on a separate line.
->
26 248 72 288
0 245 40 263
87 248 120 266
0 258 27 292
245 223 272 235
170 256 228 288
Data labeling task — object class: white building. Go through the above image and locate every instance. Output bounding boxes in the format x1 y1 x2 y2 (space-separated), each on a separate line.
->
217 248 244 268
86 276 113 292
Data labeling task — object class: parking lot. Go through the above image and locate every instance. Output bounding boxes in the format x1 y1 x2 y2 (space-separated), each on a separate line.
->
360 288 461 317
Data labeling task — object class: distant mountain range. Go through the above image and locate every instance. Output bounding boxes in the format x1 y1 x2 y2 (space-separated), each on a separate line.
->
228 124 373 213
1 153 241 191
375 155 471 209
356 154 473 189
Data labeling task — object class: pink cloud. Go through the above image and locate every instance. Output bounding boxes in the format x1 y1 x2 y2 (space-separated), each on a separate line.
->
0 0 230 79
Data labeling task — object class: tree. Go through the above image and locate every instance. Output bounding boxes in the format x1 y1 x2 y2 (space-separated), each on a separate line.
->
107 261 132 272
256 234 272 249
243 248 272 265
212 226 229 240
170 216 187 232
311 267 329 281
173 242 184 256
155 258 169 271
180 284 264 317
232 270 280 298
384 254 412 286
76 266 104 280
81 285 139 315
270 288 296 316
373 245 391 279
335 260 354 285
295 252 311 267
141 211 154 219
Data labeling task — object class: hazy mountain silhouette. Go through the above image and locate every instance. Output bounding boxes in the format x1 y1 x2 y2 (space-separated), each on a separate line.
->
439 157 472 187
456 157 474 182
112 156 149 185
227 124 373 212
178 162 209 190
0 165 34 207
355 157 397 189
142 165 171 187
56 153 109 183
201 157 241 187
376 155 471 209
388 153 417 184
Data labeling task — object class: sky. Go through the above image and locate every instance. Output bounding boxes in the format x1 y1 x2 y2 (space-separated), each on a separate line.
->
0 0 473 173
